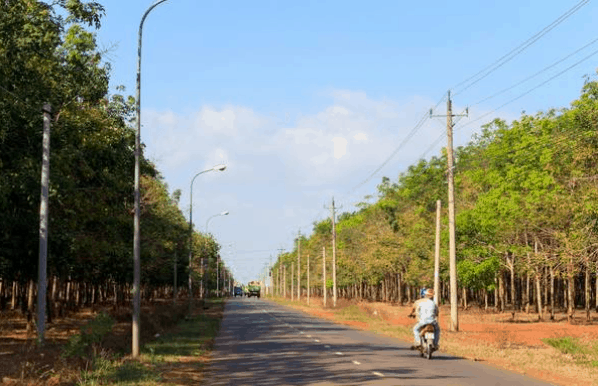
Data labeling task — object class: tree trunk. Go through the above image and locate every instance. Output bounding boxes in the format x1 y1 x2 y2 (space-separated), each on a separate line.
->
536 271 543 321
506 254 515 309
26 280 35 332
523 272 530 314
585 260 590 322
11 281 18 310
550 267 555 320
567 259 575 323
498 271 505 312
494 278 498 310
397 273 402 305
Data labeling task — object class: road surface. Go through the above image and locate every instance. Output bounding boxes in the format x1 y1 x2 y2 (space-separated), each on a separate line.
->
203 298 554 386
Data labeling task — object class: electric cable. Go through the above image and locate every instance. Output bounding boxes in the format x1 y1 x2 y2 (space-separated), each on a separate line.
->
471 35 598 107
456 46 598 135
452 0 589 96
348 95 447 195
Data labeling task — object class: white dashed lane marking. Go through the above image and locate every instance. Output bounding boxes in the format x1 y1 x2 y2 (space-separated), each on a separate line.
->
262 306 369 375
373 372 384 377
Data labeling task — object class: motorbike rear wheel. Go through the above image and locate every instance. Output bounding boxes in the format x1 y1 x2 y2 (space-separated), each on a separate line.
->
425 342 433 359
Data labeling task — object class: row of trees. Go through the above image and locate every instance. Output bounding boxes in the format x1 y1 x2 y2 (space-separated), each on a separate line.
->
273 75 598 322
0 1 225 320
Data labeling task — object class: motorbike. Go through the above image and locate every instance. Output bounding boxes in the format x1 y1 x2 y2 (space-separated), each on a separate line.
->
417 323 437 359
409 314 437 359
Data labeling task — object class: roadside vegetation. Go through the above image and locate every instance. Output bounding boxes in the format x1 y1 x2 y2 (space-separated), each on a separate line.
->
77 299 224 386
0 299 224 385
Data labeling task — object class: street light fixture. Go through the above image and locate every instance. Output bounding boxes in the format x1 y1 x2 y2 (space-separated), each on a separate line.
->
133 0 168 358
205 210 229 232
188 165 227 306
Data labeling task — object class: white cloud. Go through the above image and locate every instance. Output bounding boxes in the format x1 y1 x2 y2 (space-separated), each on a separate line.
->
332 137 347 159
353 132 368 141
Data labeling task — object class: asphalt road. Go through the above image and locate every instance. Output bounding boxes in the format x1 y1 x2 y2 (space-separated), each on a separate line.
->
203 297 555 386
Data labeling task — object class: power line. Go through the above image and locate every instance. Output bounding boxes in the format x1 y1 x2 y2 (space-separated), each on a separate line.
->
456 46 598 134
452 0 589 96
348 95 446 194
472 35 598 107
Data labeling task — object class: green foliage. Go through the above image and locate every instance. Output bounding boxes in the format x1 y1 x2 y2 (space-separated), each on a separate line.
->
0 0 197 289
457 256 499 290
543 337 598 368
63 312 114 359
79 357 160 386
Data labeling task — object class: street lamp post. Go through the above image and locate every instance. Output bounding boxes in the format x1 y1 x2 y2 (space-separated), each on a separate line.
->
188 165 226 305
133 0 168 358
206 211 229 296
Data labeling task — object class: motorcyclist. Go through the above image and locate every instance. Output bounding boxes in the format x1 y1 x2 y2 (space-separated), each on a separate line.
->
408 288 440 350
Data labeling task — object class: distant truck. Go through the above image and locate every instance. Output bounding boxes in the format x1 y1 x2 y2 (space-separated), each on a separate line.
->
247 281 261 298
233 286 244 297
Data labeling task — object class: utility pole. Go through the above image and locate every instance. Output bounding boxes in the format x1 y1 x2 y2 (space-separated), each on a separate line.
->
291 262 294 301
278 248 284 297
322 246 327 307
330 197 338 307
283 264 286 298
431 90 467 332
434 200 441 306
37 103 52 345
297 230 301 301
307 254 310 305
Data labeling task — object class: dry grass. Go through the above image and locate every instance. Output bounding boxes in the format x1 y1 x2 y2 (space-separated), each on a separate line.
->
0 300 196 385
270 295 598 386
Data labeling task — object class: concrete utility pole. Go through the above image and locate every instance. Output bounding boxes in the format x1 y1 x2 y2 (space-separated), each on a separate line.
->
322 246 327 307
277 248 284 297
307 254 310 305
431 91 467 332
434 200 441 306
331 197 337 307
283 264 286 298
37 103 52 345
291 262 295 301
297 231 301 301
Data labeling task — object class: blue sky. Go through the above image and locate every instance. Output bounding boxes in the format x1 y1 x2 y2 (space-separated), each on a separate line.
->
95 0 597 284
